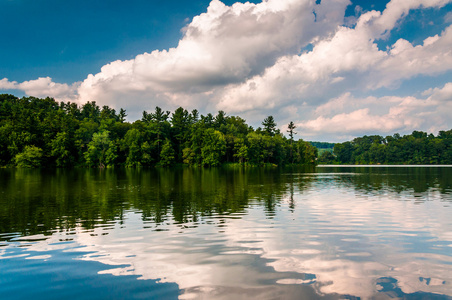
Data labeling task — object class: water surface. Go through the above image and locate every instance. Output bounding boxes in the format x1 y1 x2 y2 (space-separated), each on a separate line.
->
1 166 451 299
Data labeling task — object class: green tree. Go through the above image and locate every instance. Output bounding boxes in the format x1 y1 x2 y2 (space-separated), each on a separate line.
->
287 121 297 162
270 134 286 165
15 145 43 168
182 147 196 165
0 93 348 167
233 137 248 164
287 121 297 141
122 128 143 167
141 141 155 166
189 109 199 124
81 101 101 122
50 132 72 167
0 123 14 165
75 119 99 164
119 108 127 122
262 116 277 136
334 142 354 164
247 132 264 165
105 140 119 167
185 126 205 165
144 107 171 156
159 139 176 167
84 130 111 168
201 113 214 127
214 110 227 133
171 107 190 161
300 140 318 165
225 116 250 137
318 151 335 164
201 129 226 167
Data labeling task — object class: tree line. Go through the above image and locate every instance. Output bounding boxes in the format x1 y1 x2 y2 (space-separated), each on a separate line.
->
318 131 452 165
0 94 317 168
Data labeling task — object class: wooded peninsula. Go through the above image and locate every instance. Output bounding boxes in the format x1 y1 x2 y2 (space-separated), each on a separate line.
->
318 130 452 165
1 94 451 168
0 94 316 168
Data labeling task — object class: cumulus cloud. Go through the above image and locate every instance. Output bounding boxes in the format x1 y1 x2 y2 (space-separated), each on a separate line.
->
423 81 452 101
0 78 16 90
0 77 79 102
213 0 452 139
299 107 418 135
296 82 452 141
75 0 350 111
446 11 452 22
1 0 452 140
218 4 452 114
373 26 452 89
368 0 451 38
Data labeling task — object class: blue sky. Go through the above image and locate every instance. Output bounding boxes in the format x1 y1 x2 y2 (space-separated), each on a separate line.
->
1 0 452 142
0 0 258 83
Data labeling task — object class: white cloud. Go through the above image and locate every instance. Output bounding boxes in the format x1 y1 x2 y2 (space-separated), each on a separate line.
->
424 81 452 101
0 77 79 102
215 22 387 114
217 5 452 116
75 0 350 115
372 25 452 89
296 82 452 140
213 0 452 140
0 78 17 90
368 0 451 39
1 0 452 139
446 11 452 22
298 107 415 135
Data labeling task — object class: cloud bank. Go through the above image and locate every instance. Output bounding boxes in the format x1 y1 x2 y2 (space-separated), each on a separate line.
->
1 0 452 141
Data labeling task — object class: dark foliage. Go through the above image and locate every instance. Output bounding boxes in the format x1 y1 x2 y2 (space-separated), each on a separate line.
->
0 94 317 168
330 132 452 165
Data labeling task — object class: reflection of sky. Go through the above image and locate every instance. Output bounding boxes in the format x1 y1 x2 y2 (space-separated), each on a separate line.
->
2 174 452 299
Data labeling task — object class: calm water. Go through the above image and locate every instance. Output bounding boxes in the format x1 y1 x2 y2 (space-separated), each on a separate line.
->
1 166 451 300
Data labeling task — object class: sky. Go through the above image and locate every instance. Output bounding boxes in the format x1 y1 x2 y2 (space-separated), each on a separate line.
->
1 0 452 142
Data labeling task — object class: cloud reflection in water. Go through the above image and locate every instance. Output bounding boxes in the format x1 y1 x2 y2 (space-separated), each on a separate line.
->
1 168 452 299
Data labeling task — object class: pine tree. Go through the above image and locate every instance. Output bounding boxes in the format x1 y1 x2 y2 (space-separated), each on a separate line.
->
287 121 297 141
262 116 276 136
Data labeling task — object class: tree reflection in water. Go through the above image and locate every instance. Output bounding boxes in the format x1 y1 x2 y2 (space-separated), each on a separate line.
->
0 166 451 299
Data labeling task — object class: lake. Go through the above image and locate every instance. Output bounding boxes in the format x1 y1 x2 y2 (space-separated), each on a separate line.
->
1 166 451 299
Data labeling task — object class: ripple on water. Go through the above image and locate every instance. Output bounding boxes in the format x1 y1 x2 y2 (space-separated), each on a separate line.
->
0 167 452 299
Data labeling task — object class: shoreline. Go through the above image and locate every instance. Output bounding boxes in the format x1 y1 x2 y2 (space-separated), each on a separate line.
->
317 164 452 167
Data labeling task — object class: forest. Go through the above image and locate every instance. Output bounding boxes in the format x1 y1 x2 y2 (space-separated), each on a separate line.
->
0 94 317 168
318 131 452 165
